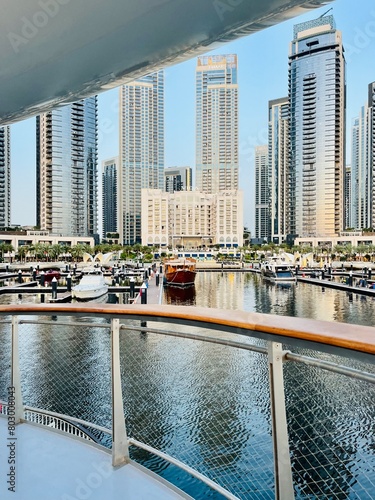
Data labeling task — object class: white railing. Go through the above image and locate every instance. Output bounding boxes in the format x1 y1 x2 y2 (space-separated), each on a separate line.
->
0 303 374 499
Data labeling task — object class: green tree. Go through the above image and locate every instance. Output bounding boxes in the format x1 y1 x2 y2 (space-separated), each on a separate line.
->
17 245 29 263
69 245 86 262
0 243 14 262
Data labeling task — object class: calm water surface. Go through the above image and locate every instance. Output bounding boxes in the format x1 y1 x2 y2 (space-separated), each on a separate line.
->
0 272 374 499
165 271 375 326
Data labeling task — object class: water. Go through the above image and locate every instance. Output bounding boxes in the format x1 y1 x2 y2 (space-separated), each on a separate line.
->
0 272 374 499
166 271 375 326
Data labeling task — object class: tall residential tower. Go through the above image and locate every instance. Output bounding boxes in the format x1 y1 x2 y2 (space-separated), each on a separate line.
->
288 15 346 238
102 157 118 238
0 126 10 227
195 55 238 194
119 71 164 245
255 145 269 241
36 98 98 237
368 82 375 229
268 97 289 243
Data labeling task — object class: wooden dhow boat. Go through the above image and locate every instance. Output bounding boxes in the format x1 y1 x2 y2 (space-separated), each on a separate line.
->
164 258 196 287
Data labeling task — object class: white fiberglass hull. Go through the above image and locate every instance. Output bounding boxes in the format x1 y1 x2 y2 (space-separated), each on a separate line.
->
72 285 108 301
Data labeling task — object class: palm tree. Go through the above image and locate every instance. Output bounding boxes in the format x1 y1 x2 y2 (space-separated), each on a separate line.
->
49 244 63 262
69 245 86 262
0 243 14 262
17 245 29 263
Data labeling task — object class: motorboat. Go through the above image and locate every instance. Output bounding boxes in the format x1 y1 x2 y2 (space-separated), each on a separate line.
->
72 269 108 301
164 258 196 287
260 259 296 282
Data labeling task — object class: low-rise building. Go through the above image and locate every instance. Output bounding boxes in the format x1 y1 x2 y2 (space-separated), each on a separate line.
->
295 232 375 249
0 230 94 256
141 189 243 249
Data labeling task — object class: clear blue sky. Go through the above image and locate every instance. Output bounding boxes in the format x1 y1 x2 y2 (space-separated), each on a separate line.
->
11 0 375 234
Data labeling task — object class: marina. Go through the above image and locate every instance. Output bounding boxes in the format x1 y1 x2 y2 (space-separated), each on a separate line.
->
0 279 374 499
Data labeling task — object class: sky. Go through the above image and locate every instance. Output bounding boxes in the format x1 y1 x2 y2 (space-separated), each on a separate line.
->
10 0 375 234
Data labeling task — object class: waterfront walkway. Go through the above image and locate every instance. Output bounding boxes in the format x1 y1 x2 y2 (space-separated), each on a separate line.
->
133 267 163 305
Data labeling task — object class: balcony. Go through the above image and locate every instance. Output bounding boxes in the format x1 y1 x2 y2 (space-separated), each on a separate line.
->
0 304 374 499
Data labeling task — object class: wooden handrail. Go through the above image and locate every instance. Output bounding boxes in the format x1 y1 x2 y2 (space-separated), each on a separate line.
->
0 303 374 357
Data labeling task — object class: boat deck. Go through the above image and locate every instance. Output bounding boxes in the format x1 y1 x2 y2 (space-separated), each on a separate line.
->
0 418 190 499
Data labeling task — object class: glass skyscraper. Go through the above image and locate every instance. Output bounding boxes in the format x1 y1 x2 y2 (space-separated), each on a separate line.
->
268 97 289 243
0 126 10 227
119 71 164 245
36 97 98 237
255 145 269 241
195 54 238 194
368 82 375 229
102 157 118 238
350 108 369 230
289 15 346 238
350 81 375 231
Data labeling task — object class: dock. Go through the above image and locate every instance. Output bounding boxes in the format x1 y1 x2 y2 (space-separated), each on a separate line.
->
133 268 163 305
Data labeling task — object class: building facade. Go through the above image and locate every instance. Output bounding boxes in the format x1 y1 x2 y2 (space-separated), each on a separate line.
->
102 157 118 237
164 166 192 193
0 230 94 255
36 98 98 237
288 15 346 238
345 165 351 230
350 108 370 230
368 82 375 229
268 97 289 243
348 81 375 231
119 71 164 245
0 126 10 227
141 189 243 249
195 54 238 194
255 145 269 241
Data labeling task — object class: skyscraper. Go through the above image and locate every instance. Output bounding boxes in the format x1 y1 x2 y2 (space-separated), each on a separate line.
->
345 165 351 230
195 54 238 194
350 81 375 231
102 157 118 238
164 167 192 193
289 15 346 238
36 97 98 237
119 71 164 245
255 145 269 241
350 109 369 230
268 97 289 244
0 126 10 227
368 82 375 229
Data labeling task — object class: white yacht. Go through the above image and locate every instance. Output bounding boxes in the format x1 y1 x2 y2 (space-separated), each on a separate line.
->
260 258 296 282
72 269 109 301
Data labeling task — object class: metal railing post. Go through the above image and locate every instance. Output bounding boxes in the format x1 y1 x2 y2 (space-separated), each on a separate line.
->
268 341 294 499
11 316 24 423
111 318 129 466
